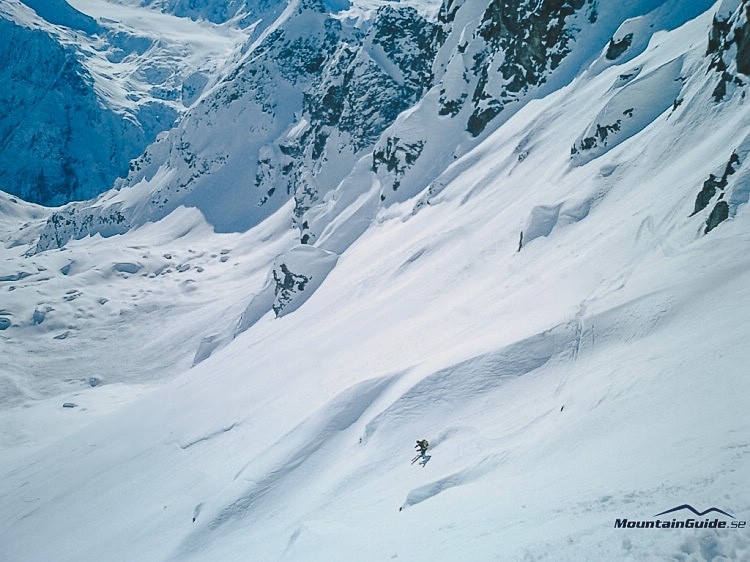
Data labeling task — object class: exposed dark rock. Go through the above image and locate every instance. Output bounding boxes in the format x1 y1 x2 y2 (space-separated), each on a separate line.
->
468 107 503 137
691 152 740 233
272 263 311 316
706 4 750 99
712 72 729 101
707 14 732 56
570 120 622 155
438 94 467 117
736 20 750 74
725 151 741 174
692 152 740 215
705 200 729 233
372 137 425 191
438 0 461 25
693 174 723 215
253 5 443 239
588 2 598 23
37 207 130 252
606 33 634 60
467 0 587 136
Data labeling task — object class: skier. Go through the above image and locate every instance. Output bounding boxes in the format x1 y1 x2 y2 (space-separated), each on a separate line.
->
411 439 429 464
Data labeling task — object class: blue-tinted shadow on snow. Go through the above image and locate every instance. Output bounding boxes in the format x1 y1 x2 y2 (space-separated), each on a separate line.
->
400 453 508 511
571 56 685 167
415 454 431 468
171 372 403 558
362 321 581 443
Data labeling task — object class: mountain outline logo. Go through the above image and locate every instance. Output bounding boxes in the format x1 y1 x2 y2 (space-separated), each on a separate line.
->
654 504 735 519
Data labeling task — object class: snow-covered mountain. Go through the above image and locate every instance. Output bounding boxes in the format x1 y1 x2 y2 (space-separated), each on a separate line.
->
0 0 251 205
2 0 750 560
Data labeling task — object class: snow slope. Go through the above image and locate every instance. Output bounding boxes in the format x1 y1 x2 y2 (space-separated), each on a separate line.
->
1 0 750 561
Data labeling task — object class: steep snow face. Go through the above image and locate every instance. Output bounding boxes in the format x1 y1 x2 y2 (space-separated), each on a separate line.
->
2 3 750 559
31 0 606 247
366 0 718 206
0 0 251 205
2 1 750 560
282 3 444 240
33 0 444 249
23 0 750 348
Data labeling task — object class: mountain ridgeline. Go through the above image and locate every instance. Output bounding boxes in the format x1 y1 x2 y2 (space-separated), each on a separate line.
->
7 0 750 327
32 0 601 248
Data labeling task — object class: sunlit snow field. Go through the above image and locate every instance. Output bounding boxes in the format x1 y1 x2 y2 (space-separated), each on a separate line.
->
1 0 750 560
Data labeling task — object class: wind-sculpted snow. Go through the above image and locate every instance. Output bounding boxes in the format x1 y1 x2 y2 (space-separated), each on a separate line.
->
521 198 592 247
173 374 400 559
361 322 581 443
366 0 717 209
176 422 239 450
180 284 716 555
571 57 685 165
399 454 503 509
232 244 338 350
